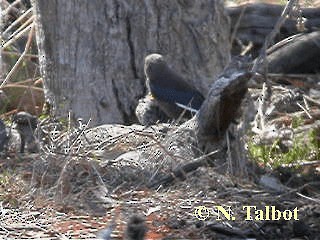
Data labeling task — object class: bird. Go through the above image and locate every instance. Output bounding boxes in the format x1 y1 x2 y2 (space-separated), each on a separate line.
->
125 215 147 240
144 53 205 119
12 111 38 153
96 215 146 240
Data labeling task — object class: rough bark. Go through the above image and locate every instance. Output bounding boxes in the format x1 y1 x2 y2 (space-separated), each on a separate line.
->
32 0 230 125
195 71 251 142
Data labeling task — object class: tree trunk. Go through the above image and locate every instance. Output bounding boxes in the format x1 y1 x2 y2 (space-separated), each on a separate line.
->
32 0 230 125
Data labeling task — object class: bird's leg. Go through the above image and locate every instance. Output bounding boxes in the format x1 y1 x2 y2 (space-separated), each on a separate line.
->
26 132 38 153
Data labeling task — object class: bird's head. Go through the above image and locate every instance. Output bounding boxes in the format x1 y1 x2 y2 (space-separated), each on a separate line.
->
144 53 168 80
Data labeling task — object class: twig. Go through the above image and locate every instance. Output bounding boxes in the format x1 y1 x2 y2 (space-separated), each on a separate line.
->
296 102 312 119
251 0 298 73
8 15 34 41
134 130 183 162
1 51 38 58
2 21 33 49
230 4 247 48
303 96 310 111
3 7 33 36
147 150 219 188
1 23 34 87
253 82 268 133
303 94 320 107
296 192 320 204
281 160 320 168
226 131 233 175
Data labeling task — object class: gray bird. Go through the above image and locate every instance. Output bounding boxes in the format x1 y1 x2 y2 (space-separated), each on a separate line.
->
96 215 146 240
125 215 147 240
144 54 204 119
12 111 38 153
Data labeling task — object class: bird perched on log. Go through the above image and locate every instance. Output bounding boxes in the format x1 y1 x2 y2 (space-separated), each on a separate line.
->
12 111 38 153
144 54 205 119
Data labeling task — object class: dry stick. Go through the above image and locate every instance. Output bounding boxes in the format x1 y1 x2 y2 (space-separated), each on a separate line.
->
281 160 320 168
251 0 297 134
65 112 72 153
147 150 219 188
89 161 109 193
2 51 38 58
241 41 253 56
303 95 310 111
3 7 33 36
253 82 268 133
268 73 316 78
93 125 166 155
68 119 92 154
9 15 34 40
303 94 320 107
296 192 320 204
134 130 183 162
226 131 233 175
251 0 298 73
2 21 33 49
96 129 136 149
1 23 34 87
296 102 312 119
275 181 320 198
230 4 247 49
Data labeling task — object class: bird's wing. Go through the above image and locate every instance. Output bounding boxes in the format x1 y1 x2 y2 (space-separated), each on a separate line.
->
150 85 204 110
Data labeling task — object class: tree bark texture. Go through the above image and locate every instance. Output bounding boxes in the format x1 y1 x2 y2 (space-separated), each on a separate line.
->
32 0 230 125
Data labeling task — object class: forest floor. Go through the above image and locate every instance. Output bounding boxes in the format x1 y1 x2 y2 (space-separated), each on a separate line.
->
1 136 320 239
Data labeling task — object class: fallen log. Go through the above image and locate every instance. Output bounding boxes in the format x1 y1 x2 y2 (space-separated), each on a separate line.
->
148 69 253 187
227 3 320 56
265 31 320 73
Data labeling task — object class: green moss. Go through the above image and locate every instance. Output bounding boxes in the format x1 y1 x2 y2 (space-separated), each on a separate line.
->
291 116 304 129
0 170 11 186
248 130 318 169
